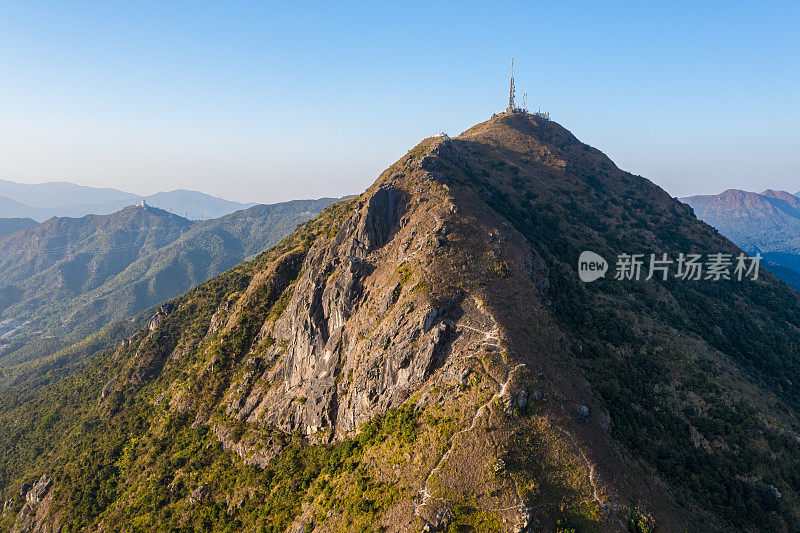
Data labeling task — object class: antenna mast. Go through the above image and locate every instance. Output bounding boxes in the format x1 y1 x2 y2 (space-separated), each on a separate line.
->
507 58 515 112
523 92 527 112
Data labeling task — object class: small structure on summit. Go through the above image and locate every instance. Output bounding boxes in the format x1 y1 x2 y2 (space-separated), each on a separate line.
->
507 58 518 113
504 59 550 120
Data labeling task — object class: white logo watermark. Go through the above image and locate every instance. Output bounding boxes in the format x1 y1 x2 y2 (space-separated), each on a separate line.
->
578 251 761 282
578 251 609 282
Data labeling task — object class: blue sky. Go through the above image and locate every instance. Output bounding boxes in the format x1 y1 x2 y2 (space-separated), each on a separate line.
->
0 1 798 203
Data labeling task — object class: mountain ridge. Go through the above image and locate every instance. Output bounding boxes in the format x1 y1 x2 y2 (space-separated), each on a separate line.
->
681 188 800 253
0 179 258 221
0 178 137 208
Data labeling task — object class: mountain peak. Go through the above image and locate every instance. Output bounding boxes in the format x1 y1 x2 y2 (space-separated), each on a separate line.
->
6 117 800 532
760 188 800 203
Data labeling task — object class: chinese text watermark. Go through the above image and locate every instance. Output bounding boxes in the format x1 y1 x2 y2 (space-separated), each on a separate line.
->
578 251 761 283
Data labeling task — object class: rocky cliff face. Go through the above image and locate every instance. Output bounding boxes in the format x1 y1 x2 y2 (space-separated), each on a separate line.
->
228 179 455 439
83 129 600 531
10 474 52 533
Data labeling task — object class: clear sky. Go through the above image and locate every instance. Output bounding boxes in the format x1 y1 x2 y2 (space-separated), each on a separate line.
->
0 1 798 203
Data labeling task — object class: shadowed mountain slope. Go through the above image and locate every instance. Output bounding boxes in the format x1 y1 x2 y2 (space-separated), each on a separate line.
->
0 204 193 318
0 218 37 240
2 114 800 532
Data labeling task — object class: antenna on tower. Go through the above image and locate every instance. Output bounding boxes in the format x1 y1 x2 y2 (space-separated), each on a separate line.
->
507 58 516 112
523 92 527 113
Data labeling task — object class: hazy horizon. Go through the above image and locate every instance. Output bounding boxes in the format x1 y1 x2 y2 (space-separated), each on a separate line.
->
1 2 797 204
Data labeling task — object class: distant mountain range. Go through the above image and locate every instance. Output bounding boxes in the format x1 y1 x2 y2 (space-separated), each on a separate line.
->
0 179 257 221
682 188 800 289
0 197 340 378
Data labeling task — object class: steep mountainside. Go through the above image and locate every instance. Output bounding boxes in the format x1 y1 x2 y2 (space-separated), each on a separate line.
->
682 188 800 288
0 199 338 377
0 219 37 240
3 114 800 532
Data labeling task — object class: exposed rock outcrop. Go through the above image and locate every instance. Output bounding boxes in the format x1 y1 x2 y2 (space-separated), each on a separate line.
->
12 475 52 533
215 160 502 440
